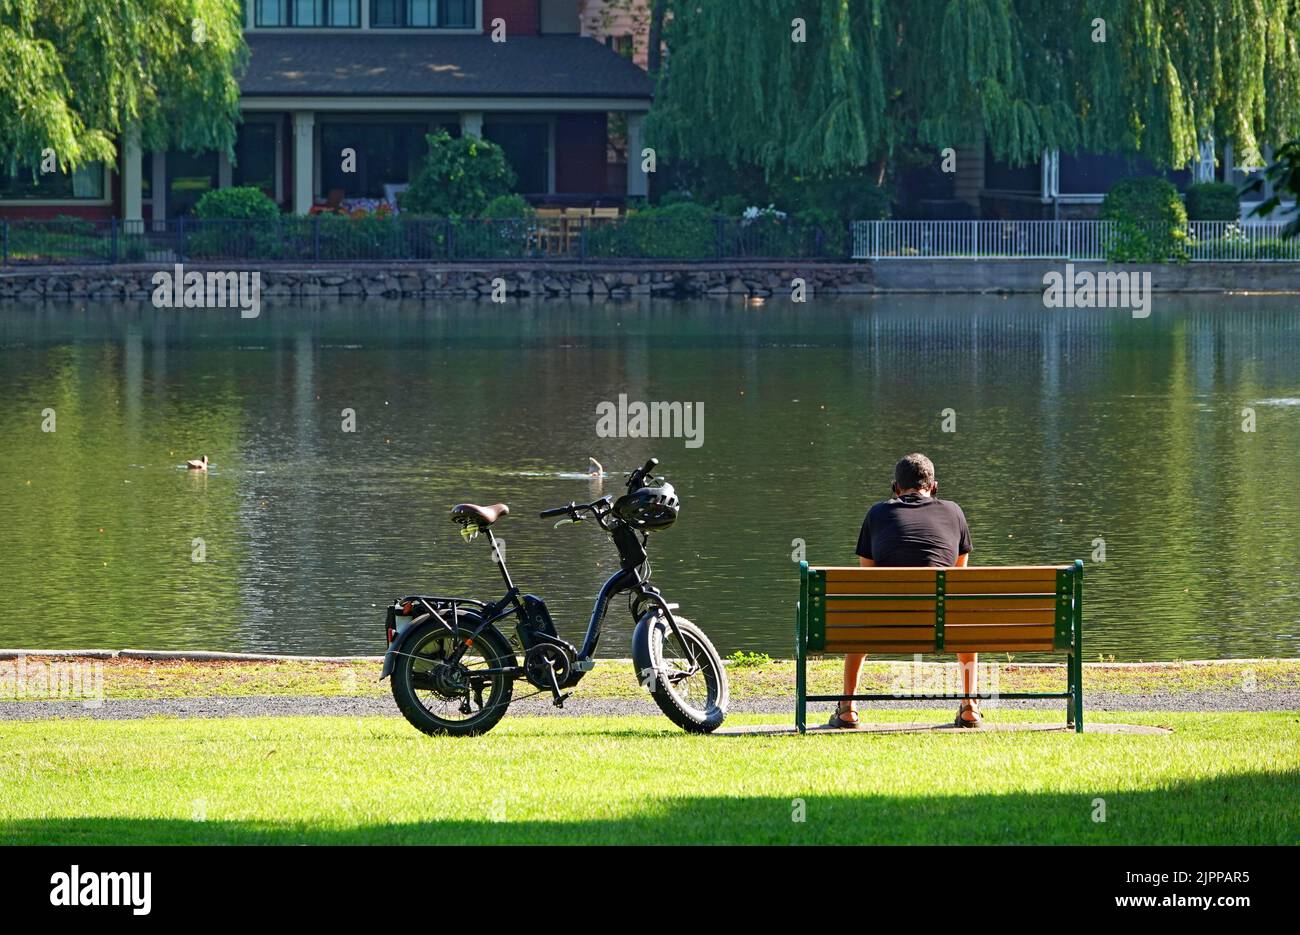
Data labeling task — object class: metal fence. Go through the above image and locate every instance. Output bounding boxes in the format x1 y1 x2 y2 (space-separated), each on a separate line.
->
851 219 1300 261
0 215 849 266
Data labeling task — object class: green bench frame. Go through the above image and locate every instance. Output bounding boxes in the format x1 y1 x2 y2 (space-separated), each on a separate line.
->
795 560 1084 733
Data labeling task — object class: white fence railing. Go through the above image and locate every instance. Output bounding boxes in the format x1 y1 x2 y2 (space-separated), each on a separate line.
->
851 219 1300 262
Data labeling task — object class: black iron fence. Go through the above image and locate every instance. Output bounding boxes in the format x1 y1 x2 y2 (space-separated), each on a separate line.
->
0 215 851 266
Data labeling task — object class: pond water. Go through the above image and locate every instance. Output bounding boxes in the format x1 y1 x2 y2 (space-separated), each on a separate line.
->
1 296 1297 661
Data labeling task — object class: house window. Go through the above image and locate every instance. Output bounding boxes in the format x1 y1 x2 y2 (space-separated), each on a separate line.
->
539 0 580 34
255 0 360 26
370 0 475 28
606 34 634 59
234 123 279 200
0 162 107 201
484 119 552 195
167 151 220 216
319 122 443 198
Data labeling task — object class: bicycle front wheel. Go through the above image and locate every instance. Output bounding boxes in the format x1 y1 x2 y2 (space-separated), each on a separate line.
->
631 612 729 733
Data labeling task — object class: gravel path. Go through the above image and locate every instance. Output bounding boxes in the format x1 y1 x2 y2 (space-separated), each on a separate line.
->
1 690 1295 722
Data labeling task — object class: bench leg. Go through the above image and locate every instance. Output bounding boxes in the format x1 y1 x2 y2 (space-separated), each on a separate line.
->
1066 651 1075 728
796 649 807 734
1071 650 1084 733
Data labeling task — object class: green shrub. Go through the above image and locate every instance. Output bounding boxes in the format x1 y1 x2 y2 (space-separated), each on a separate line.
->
1101 177 1188 262
773 172 891 223
402 130 516 218
193 186 280 221
587 201 718 259
480 193 534 219
187 187 282 259
1184 182 1240 221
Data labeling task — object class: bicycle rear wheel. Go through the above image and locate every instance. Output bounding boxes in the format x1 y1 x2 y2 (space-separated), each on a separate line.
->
391 615 515 737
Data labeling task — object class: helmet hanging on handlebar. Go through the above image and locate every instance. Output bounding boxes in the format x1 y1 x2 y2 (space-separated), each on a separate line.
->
613 481 679 530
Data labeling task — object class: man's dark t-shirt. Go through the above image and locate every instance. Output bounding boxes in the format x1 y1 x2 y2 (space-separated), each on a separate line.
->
856 494 972 567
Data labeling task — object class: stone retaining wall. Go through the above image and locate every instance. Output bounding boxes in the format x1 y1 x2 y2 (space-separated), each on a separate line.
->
3 259 1299 301
0 263 875 301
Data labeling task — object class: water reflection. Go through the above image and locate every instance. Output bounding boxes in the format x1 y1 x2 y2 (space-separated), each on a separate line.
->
0 296 1297 660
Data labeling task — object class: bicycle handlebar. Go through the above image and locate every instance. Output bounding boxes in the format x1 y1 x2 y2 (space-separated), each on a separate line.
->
627 457 659 490
539 503 574 518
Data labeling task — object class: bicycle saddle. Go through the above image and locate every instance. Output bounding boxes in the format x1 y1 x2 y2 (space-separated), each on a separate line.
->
450 502 510 528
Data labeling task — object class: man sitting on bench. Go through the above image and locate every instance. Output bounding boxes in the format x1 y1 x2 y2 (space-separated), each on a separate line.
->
831 452 978 728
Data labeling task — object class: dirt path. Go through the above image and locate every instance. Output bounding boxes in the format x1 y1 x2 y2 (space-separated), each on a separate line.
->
2 690 1296 722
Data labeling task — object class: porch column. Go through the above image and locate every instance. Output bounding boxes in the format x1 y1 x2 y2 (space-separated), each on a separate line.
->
218 150 233 189
122 130 144 223
150 149 167 230
626 112 648 198
460 112 484 139
292 111 316 215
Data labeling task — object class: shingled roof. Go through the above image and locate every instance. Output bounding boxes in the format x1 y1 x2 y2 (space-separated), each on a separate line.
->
241 34 656 99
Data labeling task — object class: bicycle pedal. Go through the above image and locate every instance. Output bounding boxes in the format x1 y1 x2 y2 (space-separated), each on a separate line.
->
552 693 572 708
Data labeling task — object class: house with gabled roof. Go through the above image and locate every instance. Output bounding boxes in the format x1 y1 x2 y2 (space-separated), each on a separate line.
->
0 1 655 221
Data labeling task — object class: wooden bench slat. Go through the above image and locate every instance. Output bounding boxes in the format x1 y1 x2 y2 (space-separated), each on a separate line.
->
825 598 939 612
819 565 1067 575
946 567 1062 582
823 568 936 582
944 581 1059 595
941 596 1056 610
945 610 1057 626
824 641 937 654
826 610 937 626
826 579 936 595
932 641 1056 653
945 624 1056 642
824 625 938 641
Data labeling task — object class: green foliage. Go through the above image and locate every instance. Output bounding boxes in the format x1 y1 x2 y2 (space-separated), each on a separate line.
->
479 193 535 219
0 0 246 171
773 173 891 223
726 650 773 668
194 186 280 221
650 1 1300 179
401 131 517 218
1246 139 1300 238
1101 177 1189 261
189 186 282 259
587 201 718 258
1184 183 1240 221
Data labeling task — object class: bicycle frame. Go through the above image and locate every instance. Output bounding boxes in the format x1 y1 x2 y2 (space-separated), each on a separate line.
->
382 519 692 684
476 525 685 664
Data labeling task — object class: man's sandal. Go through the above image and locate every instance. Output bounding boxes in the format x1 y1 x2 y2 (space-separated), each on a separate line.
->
828 702 862 729
954 702 983 728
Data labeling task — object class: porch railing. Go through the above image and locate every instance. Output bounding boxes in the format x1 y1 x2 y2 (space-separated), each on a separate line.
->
0 215 850 267
851 219 1300 261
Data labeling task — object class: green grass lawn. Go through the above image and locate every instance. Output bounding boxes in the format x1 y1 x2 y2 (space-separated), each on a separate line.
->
2 710 1296 844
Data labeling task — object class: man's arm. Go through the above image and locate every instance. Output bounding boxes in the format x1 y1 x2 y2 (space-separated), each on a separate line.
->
954 552 969 567
859 557 876 568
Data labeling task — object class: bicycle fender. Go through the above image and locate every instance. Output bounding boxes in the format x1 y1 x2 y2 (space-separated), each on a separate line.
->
379 612 457 681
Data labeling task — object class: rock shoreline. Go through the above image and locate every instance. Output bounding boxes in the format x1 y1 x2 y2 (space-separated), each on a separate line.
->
0 262 876 301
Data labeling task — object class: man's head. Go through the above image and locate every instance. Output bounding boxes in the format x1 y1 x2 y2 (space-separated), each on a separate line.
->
892 452 937 496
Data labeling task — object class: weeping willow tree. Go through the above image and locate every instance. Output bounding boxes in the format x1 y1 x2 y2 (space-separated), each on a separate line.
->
0 0 246 173
649 0 1300 180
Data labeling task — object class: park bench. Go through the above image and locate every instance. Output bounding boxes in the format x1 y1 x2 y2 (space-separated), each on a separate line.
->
795 561 1084 733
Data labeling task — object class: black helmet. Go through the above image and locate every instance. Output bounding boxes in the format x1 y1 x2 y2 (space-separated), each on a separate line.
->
614 482 679 530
